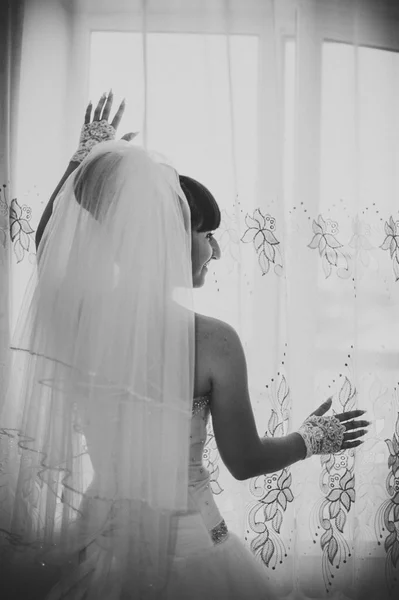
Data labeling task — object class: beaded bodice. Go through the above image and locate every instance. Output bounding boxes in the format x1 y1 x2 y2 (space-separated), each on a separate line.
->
189 395 228 544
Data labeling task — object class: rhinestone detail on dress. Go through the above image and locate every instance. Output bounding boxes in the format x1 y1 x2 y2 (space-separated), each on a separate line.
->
192 394 210 416
211 520 229 545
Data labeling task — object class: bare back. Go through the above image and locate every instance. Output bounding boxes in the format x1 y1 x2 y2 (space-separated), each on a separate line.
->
193 313 214 398
192 312 262 480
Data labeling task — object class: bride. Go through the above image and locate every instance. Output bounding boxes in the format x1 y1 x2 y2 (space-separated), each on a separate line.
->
0 92 369 599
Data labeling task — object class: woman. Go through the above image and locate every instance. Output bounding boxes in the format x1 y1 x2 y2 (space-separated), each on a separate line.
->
1 93 369 599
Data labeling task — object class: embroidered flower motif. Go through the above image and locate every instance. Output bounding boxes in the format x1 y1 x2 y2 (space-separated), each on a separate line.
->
348 216 373 268
9 198 35 263
241 208 283 276
204 424 223 495
202 447 210 461
325 469 356 515
249 468 293 567
325 218 339 236
0 184 9 249
313 376 357 593
308 214 349 278
0 184 8 216
333 454 348 470
216 209 241 272
375 411 399 594
248 375 293 569
328 473 341 489
380 216 399 281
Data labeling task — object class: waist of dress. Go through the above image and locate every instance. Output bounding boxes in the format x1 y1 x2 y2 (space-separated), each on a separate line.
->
173 510 229 551
186 467 229 545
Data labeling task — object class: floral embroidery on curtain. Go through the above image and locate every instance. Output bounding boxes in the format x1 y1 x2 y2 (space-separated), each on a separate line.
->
375 407 399 592
248 376 293 569
9 195 35 263
381 218 399 282
204 422 224 495
241 208 283 276
312 377 357 592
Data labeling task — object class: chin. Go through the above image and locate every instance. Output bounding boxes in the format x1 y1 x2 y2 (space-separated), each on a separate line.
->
193 277 205 289
193 269 207 288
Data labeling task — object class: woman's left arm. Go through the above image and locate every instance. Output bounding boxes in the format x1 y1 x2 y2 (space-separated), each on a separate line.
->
35 92 136 251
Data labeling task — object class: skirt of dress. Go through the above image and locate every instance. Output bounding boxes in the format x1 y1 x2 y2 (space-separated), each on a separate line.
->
38 510 276 600
165 511 276 600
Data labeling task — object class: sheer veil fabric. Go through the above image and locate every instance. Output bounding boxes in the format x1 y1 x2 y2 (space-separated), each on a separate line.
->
0 140 195 599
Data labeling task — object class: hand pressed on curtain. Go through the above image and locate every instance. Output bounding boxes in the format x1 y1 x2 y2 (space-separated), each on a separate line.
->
35 92 137 250
71 91 138 163
207 321 370 481
297 398 370 458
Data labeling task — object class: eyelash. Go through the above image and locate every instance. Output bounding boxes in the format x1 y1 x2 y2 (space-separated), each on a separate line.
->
206 233 214 240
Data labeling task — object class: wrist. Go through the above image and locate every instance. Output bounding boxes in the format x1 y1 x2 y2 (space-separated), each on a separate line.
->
64 161 80 178
290 432 307 461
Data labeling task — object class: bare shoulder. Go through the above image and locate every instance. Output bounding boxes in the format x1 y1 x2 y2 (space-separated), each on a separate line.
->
195 313 239 354
194 313 245 388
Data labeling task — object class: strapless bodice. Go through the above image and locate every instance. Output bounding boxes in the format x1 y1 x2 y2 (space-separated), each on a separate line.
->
187 395 228 544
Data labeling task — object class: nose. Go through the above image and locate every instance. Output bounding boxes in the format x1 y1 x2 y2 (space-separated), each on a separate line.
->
211 237 221 260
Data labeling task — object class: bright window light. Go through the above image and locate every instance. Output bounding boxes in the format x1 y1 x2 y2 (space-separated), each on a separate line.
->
89 31 259 319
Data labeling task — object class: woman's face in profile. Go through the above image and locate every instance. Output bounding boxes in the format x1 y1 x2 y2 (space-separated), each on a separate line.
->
191 230 221 288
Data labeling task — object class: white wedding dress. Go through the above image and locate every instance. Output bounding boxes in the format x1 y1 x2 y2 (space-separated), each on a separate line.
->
44 393 276 600
163 393 276 599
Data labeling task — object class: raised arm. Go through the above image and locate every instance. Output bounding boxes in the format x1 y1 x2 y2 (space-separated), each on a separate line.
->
35 161 79 250
207 318 369 480
35 92 136 251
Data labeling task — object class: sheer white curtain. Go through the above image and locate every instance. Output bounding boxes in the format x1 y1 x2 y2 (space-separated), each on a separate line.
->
1 2 77 597
2 0 399 598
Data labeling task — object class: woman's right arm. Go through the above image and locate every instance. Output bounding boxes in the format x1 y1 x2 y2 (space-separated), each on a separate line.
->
208 318 368 480
35 92 134 252
35 161 80 251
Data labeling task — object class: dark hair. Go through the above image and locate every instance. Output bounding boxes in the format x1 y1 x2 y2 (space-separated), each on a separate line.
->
73 157 220 232
179 175 220 232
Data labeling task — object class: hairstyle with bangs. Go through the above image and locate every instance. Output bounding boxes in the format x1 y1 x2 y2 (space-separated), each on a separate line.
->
73 158 220 234
179 175 221 232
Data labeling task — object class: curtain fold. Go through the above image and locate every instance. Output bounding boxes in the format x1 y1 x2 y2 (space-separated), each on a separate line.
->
1 0 398 598
0 0 24 428
0 4 76 598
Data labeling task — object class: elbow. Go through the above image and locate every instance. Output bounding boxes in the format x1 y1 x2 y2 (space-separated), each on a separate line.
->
235 471 250 481
229 460 256 481
225 461 248 481
232 463 273 481
231 469 247 481
229 453 274 481
226 445 263 481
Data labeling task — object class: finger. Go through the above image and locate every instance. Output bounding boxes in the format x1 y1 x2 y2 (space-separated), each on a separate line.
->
84 102 92 124
121 132 139 141
335 409 366 423
93 93 107 121
101 89 113 121
310 397 332 417
111 99 126 129
344 419 370 432
344 429 368 441
341 440 364 450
